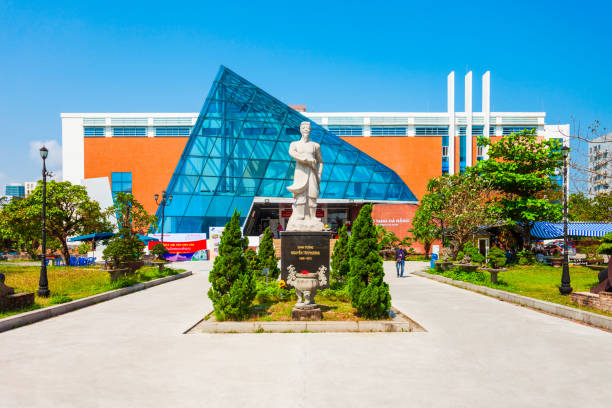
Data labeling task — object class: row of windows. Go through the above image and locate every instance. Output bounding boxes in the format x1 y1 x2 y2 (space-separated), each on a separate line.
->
458 126 484 136
327 126 363 136
415 127 449 136
502 126 536 136
84 127 192 137
370 127 407 136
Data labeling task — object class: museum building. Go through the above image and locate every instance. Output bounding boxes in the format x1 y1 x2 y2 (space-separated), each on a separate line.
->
61 66 569 238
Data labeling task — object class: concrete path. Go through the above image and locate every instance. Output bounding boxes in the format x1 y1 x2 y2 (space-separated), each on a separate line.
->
0 261 610 407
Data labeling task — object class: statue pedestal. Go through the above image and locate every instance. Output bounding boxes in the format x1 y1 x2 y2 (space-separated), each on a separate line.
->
291 306 322 321
280 231 331 289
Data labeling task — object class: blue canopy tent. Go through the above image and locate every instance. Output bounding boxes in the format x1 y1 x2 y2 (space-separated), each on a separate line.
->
530 222 612 239
68 232 115 242
136 234 160 243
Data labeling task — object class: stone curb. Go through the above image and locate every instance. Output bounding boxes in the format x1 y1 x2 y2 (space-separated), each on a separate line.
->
194 320 421 333
0 271 193 333
412 270 612 331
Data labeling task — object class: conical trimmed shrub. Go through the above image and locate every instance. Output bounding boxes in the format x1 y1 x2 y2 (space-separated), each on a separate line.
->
347 203 391 319
207 211 256 321
257 227 280 280
331 224 350 286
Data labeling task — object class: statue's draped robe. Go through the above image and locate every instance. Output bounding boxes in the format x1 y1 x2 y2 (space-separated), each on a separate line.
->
286 141 322 206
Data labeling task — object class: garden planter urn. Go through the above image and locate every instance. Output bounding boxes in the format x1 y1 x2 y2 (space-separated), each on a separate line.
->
104 267 130 283
550 258 563 268
286 265 328 320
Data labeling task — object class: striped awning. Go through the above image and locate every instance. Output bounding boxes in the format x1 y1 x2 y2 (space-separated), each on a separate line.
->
531 222 612 239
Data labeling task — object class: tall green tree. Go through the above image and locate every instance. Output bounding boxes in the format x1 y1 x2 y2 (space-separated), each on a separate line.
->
410 193 440 258
347 204 391 319
0 197 40 257
330 224 350 285
474 129 563 247
18 181 110 263
426 173 498 258
102 193 154 268
208 211 256 321
257 227 280 280
569 192 612 221
109 192 157 238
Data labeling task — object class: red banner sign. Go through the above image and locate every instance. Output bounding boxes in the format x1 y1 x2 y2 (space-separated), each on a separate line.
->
281 209 324 218
148 239 207 254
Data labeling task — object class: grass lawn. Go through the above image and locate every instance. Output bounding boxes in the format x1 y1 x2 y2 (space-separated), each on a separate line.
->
427 264 611 317
247 291 391 322
0 265 183 319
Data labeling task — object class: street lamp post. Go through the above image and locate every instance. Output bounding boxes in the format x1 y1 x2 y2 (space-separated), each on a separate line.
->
154 190 172 244
37 146 50 297
559 146 573 295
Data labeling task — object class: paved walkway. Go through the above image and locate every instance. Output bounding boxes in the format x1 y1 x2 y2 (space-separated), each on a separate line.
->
0 261 610 407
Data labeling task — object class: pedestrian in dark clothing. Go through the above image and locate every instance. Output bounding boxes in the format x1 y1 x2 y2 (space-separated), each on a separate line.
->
395 245 407 277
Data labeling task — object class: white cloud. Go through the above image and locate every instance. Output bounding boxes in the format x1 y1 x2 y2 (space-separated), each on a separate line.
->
29 140 62 171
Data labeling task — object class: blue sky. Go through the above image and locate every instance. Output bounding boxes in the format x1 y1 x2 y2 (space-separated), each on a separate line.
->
1 0 611 190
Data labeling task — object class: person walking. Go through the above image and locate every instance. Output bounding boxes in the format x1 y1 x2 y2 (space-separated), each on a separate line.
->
276 223 283 238
395 244 407 277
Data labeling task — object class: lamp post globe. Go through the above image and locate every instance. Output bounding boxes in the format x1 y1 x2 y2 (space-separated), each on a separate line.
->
37 145 50 297
559 145 572 295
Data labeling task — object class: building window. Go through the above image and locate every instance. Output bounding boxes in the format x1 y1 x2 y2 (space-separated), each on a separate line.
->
472 126 484 136
112 127 146 137
459 126 466 136
442 157 449 175
84 127 105 137
155 127 191 137
111 172 132 196
415 127 448 136
370 127 406 136
502 126 536 136
327 126 363 136
442 146 449 156
489 126 496 136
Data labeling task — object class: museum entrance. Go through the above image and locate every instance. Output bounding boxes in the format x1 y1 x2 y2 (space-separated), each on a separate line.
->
243 201 363 237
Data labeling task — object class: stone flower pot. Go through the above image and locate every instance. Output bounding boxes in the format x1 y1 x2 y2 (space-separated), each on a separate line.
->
434 261 453 271
452 263 480 272
293 273 319 306
550 257 563 268
151 260 168 274
480 267 508 284
104 267 130 283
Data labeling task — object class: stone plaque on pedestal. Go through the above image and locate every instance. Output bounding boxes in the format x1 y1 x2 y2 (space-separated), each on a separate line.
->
281 231 331 289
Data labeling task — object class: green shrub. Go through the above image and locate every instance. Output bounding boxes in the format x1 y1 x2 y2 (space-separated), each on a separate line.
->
77 242 90 255
102 235 144 269
455 251 465 262
597 232 612 255
257 227 280 280
150 243 169 260
487 246 507 269
319 287 351 302
331 224 350 286
347 203 391 319
244 248 261 276
463 242 485 264
207 211 256 321
517 250 535 265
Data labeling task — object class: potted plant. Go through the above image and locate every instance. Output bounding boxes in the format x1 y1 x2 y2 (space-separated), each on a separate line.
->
435 247 454 271
150 243 170 273
481 246 508 283
452 242 484 272
102 235 145 282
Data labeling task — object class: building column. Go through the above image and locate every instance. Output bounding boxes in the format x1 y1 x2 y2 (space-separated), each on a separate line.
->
447 71 455 175
482 71 491 160
465 71 473 167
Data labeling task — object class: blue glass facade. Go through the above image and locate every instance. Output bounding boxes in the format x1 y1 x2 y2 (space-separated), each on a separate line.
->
158 66 417 233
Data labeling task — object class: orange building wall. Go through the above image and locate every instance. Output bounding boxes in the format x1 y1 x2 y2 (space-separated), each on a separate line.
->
84 137 188 214
341 136 441 200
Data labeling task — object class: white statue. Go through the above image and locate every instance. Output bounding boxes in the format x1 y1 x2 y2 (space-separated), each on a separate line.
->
286 121 324 231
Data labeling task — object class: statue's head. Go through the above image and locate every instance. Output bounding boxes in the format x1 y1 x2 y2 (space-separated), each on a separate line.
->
300 121 311 138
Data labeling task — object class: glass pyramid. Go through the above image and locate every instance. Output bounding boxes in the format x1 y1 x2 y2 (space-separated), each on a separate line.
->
158 66 417 233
